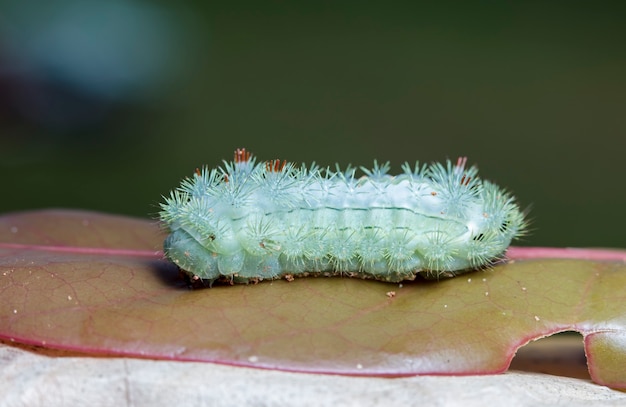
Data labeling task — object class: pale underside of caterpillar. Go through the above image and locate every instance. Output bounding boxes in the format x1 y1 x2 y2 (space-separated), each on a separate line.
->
159 148 526 284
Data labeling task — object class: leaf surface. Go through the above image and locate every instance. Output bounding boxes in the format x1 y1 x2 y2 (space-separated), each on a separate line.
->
1 210 625 389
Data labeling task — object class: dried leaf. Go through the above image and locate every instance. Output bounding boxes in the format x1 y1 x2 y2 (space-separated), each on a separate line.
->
1 210 625 389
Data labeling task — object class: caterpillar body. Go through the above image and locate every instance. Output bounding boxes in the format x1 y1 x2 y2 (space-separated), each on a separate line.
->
159 148 526 284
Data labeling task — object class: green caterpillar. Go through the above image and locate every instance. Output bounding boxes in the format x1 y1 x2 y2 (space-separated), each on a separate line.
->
160 149 526 284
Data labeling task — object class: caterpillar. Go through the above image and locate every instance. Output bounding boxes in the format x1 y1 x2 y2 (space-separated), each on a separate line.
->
159 148 526 284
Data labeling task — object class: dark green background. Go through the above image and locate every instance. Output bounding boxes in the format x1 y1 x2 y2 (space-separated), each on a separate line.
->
1 2 625 249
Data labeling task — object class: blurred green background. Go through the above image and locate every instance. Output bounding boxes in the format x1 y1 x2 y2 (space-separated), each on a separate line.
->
1 1 625 249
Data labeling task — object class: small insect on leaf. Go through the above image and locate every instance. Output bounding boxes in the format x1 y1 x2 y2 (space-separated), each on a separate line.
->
159 149 526 284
